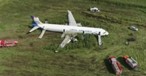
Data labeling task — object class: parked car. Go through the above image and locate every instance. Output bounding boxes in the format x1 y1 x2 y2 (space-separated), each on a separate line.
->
90 7 100 12
128 26 138 31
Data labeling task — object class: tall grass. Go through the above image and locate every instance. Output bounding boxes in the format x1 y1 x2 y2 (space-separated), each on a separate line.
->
0 0 145 76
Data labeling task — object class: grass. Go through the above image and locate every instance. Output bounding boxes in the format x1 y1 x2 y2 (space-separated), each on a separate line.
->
0 0 146 76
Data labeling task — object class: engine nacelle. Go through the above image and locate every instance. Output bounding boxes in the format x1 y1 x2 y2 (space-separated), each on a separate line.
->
77 23 82 27
72 38 78 42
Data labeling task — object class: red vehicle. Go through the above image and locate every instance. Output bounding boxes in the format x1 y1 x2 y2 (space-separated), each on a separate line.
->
123 55 138 69
0 40 18 47
109 56 123 76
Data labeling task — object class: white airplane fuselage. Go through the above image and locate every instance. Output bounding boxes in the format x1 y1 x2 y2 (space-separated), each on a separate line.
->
28 10 109 49
38 24 109 36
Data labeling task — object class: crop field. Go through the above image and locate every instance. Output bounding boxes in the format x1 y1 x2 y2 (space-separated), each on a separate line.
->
0 0 146 76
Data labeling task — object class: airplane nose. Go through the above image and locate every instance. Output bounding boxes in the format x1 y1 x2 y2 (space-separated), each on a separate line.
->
106 32 109 35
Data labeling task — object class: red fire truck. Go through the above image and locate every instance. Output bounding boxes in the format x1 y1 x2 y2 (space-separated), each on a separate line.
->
109 56 123 76
0 40 18 47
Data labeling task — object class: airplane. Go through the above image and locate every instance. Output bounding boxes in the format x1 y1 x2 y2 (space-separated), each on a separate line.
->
27 10 109 51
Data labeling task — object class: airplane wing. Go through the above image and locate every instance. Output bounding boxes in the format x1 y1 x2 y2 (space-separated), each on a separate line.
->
59 33 77 48
59 10 80 48
68 10 77 26
59 35 71 48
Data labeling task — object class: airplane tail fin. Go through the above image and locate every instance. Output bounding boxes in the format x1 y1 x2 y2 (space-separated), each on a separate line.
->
31 16 43 27
27 16 43 34
28 16 46 39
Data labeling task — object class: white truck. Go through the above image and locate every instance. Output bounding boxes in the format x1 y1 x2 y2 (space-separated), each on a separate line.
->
123 55 138 69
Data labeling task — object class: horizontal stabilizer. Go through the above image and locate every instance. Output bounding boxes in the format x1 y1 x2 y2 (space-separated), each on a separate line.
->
38 29 46 38
29 26 39 33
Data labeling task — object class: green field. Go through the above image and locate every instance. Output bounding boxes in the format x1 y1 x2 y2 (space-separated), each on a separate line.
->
0 0 146 76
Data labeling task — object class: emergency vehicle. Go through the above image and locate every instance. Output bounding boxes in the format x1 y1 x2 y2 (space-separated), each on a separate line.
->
0 40 18 47
108 56 123 76
123 55 138 69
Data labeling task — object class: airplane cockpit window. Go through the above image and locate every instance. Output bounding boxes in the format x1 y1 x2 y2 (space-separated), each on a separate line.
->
103 32 106 35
